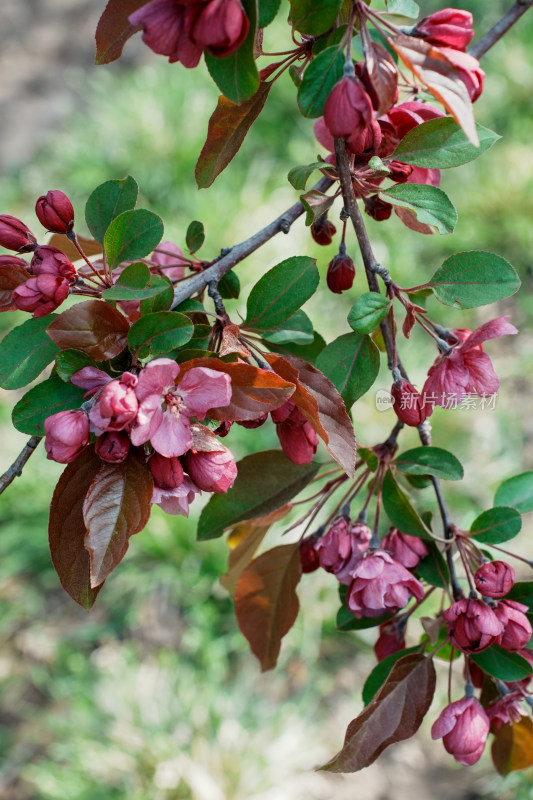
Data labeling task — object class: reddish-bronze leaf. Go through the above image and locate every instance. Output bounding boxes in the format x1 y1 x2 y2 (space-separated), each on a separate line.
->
178 357 295 420
48 446 105 610
83 448 153 587
322 654 436 772
219 324 251 358
394 206 436 235
234 543 302 671
47 234 103 262
266 354 356 478
492 717 533 776
365 42 398 117
221 504 293 595
0 263 30 312
47 300 129 360
388 34 478 146
195 82 272 189
95 0 145 65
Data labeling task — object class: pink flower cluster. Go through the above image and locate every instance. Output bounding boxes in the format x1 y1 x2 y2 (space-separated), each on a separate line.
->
0 191 77 317
43 357 237 517
129 0 249 68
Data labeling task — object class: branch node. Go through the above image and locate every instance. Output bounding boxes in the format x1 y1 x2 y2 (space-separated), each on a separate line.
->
279 218 291 234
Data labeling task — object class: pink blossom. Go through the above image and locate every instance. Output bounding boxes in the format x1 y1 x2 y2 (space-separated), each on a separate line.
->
149 453 184 489
44 409 89 463
494 599 532 651
12 274 70 317
315 517 371 584
71 366 112 398
130 358 232 458
431 696 489 765
183 445 237 493
423 316 518 407
381 527 428 569
35 190 75 234
486 693 525 731
151 240 187 282
95 431 130 463
89 372 139 433
346 550 425 618
129 0 204 68
415 8 474 51
191 0 249 58
31 245 76 283
152 475 200 516
272 400 318 465
443 597 503 653
474 560 515 598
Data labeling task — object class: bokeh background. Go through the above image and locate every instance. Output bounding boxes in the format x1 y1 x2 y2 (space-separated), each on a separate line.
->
0 1 532 797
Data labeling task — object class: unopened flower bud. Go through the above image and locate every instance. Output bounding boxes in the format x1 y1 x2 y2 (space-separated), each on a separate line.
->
44 409 89 463
381 527 428 569
374 620 406 661
364 195 393 222
272 400 318 465
35 190 75 234
431 697 489 766
31 245 76 283
415 8 474 51
89 374 139 432
149 453 184 490
388 160 414 184
494 599 532 651
391 378 433 427
311 215 337 246
327 251 355 294
474 560 515 598
191 0 249 58
95 431 130 463
347 118 382 156
12 274 70 317
183 446 237 494
0 215 37 253
299 535 320 573
324 76 373 142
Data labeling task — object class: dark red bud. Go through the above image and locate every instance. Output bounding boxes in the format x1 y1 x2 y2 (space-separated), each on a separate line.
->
299 536 320 573
364 196 393 222
35 190 75 234
311 216 337 246
95 431 130 463
0 215 37 253
326 251 355 294
388 160 414 184
391 378 433 427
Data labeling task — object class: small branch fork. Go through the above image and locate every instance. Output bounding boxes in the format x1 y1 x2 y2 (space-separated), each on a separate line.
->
0 436 42 497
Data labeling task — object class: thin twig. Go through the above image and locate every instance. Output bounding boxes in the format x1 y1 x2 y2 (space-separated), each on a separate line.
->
0 437 42 497
469 0 533 60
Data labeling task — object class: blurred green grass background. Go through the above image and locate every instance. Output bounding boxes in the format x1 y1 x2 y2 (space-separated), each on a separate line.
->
1 1 533 797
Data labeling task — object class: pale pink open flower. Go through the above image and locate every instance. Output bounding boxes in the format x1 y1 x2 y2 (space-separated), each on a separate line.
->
346 549 425 618
431 696 489 766
423 316 518 407
130 358 232 458
152 475 200 516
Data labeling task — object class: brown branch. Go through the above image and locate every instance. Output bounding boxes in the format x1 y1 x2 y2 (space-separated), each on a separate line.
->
171 176 334 309
469 0 533 60
0 436 42 497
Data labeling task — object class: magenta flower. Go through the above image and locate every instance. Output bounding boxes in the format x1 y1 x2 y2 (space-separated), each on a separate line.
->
346 549 425 618
431 697 489 766
443 597 503 653
315 517 371 585
183 445 237 493
129 0 204 68
272 400 318 465
494 599 532 651
474 560 515 598
89 372 139 433
381 527 428 569
130 358 232 458
44 409 89 463
423 316 518 407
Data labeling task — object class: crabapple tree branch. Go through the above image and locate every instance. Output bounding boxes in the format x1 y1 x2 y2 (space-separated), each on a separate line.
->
0 436 42 497
469 0 533 60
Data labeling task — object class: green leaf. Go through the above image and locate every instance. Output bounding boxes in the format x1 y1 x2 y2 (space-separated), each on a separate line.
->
380 184 457 234
244 256 319 330
358 447 378 472
348 293 391 334
470 506 522 544
415 542 449 589
104 209 164 269
316 333 380 409
12 375 86 436
362 648 420 706
290 0 343 35
336 604 392 631
139 275 174 315
392 118 500 169
300 189 335 225
186 220 205 255
85 176 138 244
506 581 533 607
382 469 432 540
495 472 533 515
198 450 320 540
288 161 330 190
385 0 419 19
204 0 258 103
262 310 314 345
55 350 100 383
264 332 326 364
219 271 241 300
102 262 170 301
298 46 344 118
471 646 533 682
394 446 463 481
128 311 193 359
0 316 59 390
258 0 281 27
428 251 521 309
